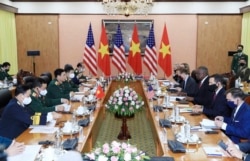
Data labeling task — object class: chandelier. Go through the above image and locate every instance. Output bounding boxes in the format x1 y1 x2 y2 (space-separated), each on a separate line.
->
102 0 153 17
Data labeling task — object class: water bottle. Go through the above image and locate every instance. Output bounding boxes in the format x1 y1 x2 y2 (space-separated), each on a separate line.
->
174 106 179 122
165 92 170 106
54 130 62 155
72 110 77 127
78 126 84 143
184 121 191 139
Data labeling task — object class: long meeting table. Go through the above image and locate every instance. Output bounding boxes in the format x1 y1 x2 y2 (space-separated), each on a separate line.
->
16 80 238 160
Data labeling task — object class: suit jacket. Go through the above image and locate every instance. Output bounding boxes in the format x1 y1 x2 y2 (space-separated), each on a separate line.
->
203 88 232 119
0 136 12 148
224 102 250 143
180 76 198 97
0 98 47 140
194 76 214 106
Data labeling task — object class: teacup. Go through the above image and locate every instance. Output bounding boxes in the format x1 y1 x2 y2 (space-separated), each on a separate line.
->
76 106 86 115
63 104 71 112
63 121 73 133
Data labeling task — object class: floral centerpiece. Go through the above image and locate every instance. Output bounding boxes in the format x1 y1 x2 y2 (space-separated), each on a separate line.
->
105 86 144 116
116 72 135 83
84 141 150 161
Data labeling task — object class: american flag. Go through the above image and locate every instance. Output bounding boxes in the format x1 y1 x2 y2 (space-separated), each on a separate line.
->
144 24 157 76
83 23 97 76
147 84 155 99
112 24 126 73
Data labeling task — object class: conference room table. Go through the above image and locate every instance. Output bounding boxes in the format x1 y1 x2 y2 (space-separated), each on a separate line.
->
16 80 239 161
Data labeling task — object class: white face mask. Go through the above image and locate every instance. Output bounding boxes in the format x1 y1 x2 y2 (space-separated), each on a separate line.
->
40 89 47 96
13 78 17 84
69 73 75 79
23 97 32 105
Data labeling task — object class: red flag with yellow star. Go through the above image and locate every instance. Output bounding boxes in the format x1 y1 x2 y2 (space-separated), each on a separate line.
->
95 85 105 99
128 24 142 75
158 24 172 77
98 24 111 76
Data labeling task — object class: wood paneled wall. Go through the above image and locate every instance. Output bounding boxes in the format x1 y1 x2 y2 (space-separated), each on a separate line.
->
15 15 59 77
197 15 242 75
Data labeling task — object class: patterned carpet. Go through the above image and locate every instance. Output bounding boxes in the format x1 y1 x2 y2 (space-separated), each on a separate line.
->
95 110 156 157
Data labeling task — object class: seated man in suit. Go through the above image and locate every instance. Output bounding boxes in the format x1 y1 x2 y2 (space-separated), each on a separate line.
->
0 136 25 156
26 78 68 113
175 67 198 97
0 85 61 139
186 66 214 107
192 74 232 119
46 68 75 100
215 88 250 143
72 62 88 85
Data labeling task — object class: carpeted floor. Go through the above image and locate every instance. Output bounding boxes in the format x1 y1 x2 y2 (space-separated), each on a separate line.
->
95 110 156 157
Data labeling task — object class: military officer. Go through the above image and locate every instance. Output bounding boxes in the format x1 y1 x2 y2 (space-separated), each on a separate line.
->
27 78 68 113
46 68 75 100
0 62 14 81
231 44 248 75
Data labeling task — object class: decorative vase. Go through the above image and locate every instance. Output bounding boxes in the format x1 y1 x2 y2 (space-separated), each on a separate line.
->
115 113 135 140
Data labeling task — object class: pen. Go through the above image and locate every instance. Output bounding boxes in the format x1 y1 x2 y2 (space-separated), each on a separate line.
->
208 154 222 157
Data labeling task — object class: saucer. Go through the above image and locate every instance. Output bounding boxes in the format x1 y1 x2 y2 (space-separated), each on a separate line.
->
169 116 185 123
176 134 201 144
162 103 174 108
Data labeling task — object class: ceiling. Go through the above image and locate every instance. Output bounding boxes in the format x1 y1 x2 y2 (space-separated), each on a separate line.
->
10 0 248 2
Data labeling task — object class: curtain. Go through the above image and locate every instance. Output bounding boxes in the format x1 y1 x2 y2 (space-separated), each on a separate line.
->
241 12 250 66
0 10 18 75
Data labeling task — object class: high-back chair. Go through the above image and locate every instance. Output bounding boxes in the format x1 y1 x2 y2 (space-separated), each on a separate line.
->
0 89 12 117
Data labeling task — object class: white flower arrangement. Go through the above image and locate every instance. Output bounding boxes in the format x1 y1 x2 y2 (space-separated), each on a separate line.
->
116 72 135 82
105 86 144 116
84 141 150 161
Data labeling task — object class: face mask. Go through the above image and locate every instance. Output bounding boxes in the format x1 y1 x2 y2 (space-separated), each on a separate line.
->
69 73 75 78
208 84 217 92
227 100 237 109
40 89 47 96
13 78 17 84
23 97 32 105
238 49 243 53
240 63 245 66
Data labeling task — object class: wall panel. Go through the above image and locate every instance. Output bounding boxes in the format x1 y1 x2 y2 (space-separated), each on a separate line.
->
197 15 242 75
16 15 59 76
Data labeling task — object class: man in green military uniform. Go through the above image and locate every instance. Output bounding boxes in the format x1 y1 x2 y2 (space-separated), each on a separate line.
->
72 62 87 85
46 68 75 100
231 44 248 75
27 78 69 113
0 62 13 81
64 66 83 93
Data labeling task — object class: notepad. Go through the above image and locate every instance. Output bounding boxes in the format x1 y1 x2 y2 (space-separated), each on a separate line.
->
202 146 224 157
8 145 41 161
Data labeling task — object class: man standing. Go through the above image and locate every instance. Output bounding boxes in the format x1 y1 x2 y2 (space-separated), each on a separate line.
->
231 44 248 75
215 88 250 143
192 74 232 119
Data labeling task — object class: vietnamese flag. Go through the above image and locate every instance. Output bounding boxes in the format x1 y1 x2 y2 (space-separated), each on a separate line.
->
158 24 172 77
98 24 111 76
95 85 105 99
128 24 142 75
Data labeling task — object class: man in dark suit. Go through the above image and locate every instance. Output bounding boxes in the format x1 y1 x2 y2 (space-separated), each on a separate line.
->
192 74 232 119
215 88 250 144
226 141 250 160
175 67 198 97
186 66 213 107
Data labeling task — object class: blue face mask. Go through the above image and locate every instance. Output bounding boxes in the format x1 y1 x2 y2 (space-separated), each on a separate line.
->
227 100 237 109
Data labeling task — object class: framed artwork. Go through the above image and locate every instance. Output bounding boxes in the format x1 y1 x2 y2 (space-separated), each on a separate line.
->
102 19 153 55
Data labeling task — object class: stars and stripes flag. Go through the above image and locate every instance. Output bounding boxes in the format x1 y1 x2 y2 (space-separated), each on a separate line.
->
147 84 155 99
158 23 172 77
144 24 157 76
83 23 97 76
112 24 126 73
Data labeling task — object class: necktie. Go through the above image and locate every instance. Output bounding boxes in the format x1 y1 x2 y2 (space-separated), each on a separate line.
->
213 93 216 102
231 107 237 121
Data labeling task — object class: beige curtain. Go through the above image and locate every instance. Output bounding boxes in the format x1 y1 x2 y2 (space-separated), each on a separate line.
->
241 12 250 66
0 10 18 75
